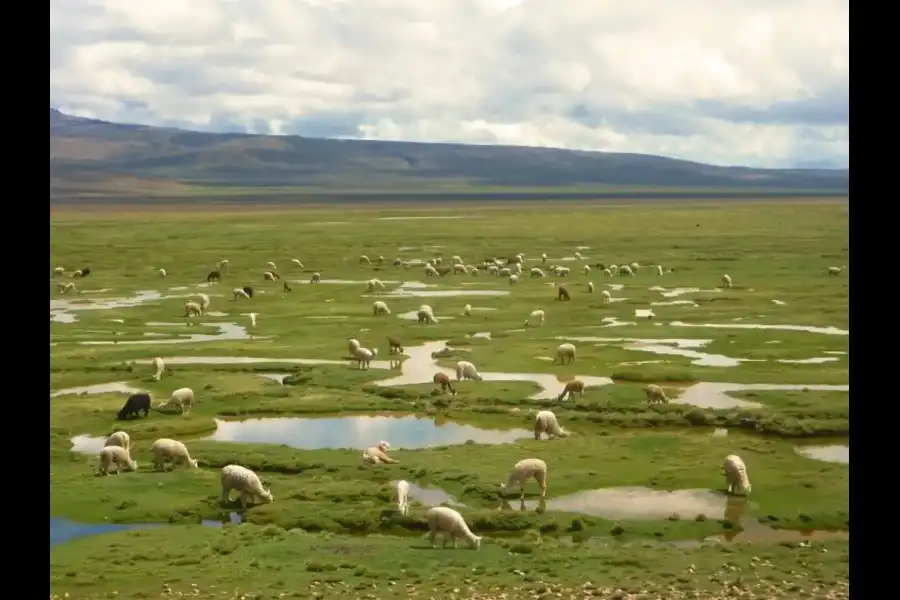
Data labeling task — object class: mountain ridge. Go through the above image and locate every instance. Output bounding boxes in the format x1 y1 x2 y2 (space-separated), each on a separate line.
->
49 108 849 199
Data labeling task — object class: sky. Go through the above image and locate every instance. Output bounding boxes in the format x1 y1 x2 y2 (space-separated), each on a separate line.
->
49 0 849 169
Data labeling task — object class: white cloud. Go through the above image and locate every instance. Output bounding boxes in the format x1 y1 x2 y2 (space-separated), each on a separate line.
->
49 0 849 168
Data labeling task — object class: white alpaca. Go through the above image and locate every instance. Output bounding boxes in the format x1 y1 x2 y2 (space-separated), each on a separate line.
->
105 431 132 452
525 309 545 327
396 480 410 515
151 356 165 381
587 282 594 293
426 507 482 549
602 268 612 279
57 282 76 294
248 312 258 327
601 290 611 304
232 288 251 300
722 274 733 288
220 465 274 507
530 267 545 278
462 304 472 316
416 306 439 324
161 387 195 415
555 343 577 364
291 259 304 268
150 438 199 470
723 454 752 495
657 265 664 276
353 347 378 369
197 294 210 312
158 268 167 277
501 458 548 500
582 265 591 275
98 446 138 475
310 272 321 283
534 410 569 440
372 301 391 316
184 301 203 317
456 360 483 382
347 338 361 356
362 441 396 464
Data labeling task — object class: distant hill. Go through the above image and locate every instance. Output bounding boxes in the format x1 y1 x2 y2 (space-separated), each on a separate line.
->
49 108 849 201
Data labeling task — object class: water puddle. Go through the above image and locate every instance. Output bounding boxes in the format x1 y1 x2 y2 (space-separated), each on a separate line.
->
772 300 787 305
51 382 145 399
384 286 510 298
305 315 349 320
670 320 848 336
778 357 840 364
617 361 666 368
398 310 455 321
600 317 636 328
651 300 699 307
606 284 625 291
80 322 258 345
824 351 847 355
373 341 613 399
296 279 400 285
258 373 291 385
404 482 465 508
377 216 469 221
203 415 531 449
51 311 78 323
134 356 392 369
649 286 722 298
708 522 848 544
50 289 212 324
794 444 849 464
472 332 492 339
673 382 850 410
711 428 729 437
522 487 728 520
565 336 746 367
50 515 243 548
70 434 107 454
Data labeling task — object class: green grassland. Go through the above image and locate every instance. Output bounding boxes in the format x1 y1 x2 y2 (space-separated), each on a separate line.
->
49 200 850 599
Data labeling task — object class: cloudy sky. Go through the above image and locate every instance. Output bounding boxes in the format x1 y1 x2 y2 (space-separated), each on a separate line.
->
49 0 849 169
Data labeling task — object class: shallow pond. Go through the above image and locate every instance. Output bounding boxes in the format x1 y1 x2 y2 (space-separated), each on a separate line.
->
203 414 532 450
520 487 732 520
51 381 145 399
50 514 242 548
673 382 850 410
372 341 613 400
383 286 510 298
794 444 849 464
401 482 465 508
564 335 747 368
669 320 848 336
80 322 256 346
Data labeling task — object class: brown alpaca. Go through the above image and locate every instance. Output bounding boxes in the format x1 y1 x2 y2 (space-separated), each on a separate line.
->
433 372 456 395
557 379 585 401
557 285 571 301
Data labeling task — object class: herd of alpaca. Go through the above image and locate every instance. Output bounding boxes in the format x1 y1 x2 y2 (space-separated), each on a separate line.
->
55 250 781 551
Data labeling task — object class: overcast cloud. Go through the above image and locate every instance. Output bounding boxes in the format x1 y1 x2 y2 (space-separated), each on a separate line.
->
49 0 849 168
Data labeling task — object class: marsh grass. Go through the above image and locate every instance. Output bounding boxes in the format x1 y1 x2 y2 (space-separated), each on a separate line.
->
50 200 849 597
